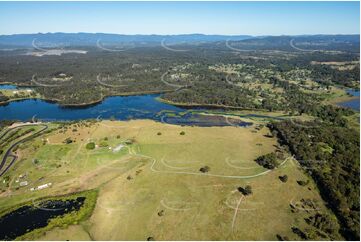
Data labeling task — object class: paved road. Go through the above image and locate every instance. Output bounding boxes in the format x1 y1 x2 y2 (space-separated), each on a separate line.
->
0 123 48 177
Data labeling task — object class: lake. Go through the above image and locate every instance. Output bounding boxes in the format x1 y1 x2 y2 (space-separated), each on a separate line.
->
0 87 252 127
337 89 360 111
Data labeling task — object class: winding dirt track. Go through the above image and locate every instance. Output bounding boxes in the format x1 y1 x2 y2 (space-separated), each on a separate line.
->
132 151 292 180
0 123 48 177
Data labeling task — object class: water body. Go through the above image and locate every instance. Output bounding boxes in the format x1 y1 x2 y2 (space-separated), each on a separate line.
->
0 87 252 127
0 84 18 90
0 197 85 240
337 90 360 111
0 94 182 121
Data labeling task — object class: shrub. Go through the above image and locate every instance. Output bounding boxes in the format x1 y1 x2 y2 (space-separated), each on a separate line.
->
279 175 288 183
157 132 162 135
199 166 210 173
98 141 108 147
238 185 252 196
85 142 95 150
63 138 73 144
157 210 164 216
297 180 309 186
180 131 185 135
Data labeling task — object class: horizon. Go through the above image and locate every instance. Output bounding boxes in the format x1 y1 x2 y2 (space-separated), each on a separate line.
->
0 1 359 35
0 32 360 37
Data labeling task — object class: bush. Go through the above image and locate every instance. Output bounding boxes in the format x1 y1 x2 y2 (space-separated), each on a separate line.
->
157 210 164 216
180 131 185 135
157 132 162 135
85 142 95 150
279 175 288 183
238 185 252 196
297 180 309 186
199 166 210 173
63 138 73 144
98 141 108 147
255 152 278 169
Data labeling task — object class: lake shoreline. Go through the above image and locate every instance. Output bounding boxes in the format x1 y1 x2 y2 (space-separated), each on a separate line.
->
157 97 270 112
0 89 174 108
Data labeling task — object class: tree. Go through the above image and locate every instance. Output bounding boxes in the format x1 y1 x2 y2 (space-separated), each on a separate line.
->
255 153 279 169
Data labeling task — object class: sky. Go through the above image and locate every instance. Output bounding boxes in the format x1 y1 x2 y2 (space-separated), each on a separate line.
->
0 1 359 35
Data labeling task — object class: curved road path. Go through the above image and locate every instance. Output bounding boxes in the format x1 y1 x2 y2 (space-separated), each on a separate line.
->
0 123 48 177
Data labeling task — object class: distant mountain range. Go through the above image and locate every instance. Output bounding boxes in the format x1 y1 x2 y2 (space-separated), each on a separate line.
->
0 33 359 50
0 33 252 48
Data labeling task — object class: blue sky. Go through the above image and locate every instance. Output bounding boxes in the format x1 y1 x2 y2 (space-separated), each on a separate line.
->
0 1 359 35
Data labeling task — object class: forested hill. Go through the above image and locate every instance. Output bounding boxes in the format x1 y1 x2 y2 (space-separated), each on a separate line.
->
224 35 360 52
0 33 359 51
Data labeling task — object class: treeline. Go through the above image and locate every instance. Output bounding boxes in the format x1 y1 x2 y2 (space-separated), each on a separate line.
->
310 64 360 88
269 120 360 240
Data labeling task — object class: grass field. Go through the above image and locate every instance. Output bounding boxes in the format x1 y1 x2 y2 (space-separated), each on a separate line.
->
0 120 339 240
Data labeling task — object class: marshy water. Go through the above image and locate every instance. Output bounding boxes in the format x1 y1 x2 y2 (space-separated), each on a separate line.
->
0 197 85 240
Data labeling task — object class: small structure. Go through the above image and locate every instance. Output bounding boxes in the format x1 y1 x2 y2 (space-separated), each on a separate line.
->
30 183 52 191
37 183 52 190
113 144 125 152
19 181 28 187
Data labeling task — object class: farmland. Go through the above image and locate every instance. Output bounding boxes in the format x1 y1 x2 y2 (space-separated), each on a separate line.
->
0 120 340 240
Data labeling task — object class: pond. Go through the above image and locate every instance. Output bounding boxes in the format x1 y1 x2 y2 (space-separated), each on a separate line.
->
0 197 85 240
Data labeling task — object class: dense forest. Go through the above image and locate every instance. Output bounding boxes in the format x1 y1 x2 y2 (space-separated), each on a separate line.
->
269 121 360 240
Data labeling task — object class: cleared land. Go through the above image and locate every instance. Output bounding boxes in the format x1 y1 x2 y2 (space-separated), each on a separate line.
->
0 120 338 240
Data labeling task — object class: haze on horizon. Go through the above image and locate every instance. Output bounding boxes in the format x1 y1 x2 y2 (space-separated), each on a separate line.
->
0 1 359 36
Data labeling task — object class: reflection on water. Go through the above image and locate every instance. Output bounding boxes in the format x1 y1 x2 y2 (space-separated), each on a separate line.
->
0 90 253 127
